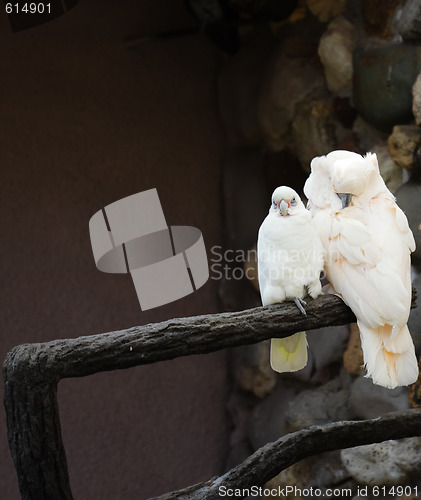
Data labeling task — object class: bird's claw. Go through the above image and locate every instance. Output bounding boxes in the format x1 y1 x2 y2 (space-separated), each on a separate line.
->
294 298 307 316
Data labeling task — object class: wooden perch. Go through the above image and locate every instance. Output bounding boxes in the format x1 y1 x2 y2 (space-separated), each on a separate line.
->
1 291 417 499
153 409 421 499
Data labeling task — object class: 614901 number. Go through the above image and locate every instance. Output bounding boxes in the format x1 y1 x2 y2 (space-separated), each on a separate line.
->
5 3 51 14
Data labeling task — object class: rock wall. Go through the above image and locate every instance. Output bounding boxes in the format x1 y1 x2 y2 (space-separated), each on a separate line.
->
218 0 421 497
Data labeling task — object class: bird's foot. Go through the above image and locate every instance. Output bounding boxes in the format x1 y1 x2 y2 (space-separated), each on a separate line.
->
294 298 307 316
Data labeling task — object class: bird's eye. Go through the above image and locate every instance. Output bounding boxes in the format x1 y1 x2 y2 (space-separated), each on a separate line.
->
272 201 277 209
291 197 297 207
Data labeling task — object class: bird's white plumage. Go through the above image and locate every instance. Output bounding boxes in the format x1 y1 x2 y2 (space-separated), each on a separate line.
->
304 150 418 389
257 186 324 373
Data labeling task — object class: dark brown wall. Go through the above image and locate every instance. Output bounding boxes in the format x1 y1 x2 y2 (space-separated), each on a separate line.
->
0 1 229 498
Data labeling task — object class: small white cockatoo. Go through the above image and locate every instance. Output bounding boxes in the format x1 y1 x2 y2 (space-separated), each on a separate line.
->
257 186 324 373
304 150 418 389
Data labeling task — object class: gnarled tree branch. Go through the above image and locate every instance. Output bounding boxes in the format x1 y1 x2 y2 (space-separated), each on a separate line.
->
2 291 417 499
153 409 421 499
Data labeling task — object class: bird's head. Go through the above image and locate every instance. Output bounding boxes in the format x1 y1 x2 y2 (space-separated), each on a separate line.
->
270 186 304 216
331 151 382 208
305 150 387 212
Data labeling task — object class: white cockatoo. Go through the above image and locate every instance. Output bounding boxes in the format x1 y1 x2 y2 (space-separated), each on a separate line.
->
257 186 324 373
304 150 418 389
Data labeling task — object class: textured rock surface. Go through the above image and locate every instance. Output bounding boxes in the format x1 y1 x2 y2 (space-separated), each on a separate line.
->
398 0 421 41
350 376 409 419
362 0 402 38
343 323 364 376
352 118 403 192
409 356 421 408
248 379 305 450
395 181 421 262
388 125 421 171
307 325 349 376
408 274 421 353
258 45 325 149
284 372 355 431
233 341 277 399
413 72 421 126
352 116 387 152
318 16 355 96
292 97 348 171
306 0 346 22
354 45 421 132
374 143 403 193
341 438 421 486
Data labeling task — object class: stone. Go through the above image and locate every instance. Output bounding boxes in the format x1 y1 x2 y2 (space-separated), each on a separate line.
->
413 72 421 126
335 133 362 156
353 44 421 132
409 356 421 408
284 371 355 431
362 0 401 38
257 44 326 150
398 0 421 41
353 118 403 192
292 97 349 171
318 16 355 96
341 438 421 486
349 375 409 420
233 341 277 399
352 115 388 151
412 143 421 182
408 274 421 353
374 143 403 193
306 0 346 23
388 125 421 171
266 451 350 497
395 181 421 262
307 325 349 379
343 323 364 376
333 96 358 129
248 378 305 450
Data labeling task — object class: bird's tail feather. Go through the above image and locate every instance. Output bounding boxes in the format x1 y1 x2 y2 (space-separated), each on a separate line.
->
359 322 419 389
270 332 308 373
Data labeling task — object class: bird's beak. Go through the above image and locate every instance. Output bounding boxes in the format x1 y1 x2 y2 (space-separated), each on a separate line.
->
279 199 289 216
337 193 353 209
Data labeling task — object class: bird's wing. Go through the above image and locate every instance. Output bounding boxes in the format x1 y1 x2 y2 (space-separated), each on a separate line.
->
324 197 414 328
257 221 270 303
257 216 287 305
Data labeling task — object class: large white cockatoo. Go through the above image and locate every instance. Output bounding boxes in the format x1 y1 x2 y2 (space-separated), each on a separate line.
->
304 150 418 389
257 186 324 373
